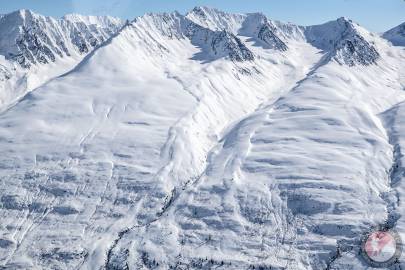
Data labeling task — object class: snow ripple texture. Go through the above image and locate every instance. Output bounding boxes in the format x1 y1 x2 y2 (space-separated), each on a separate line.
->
0 6 404 270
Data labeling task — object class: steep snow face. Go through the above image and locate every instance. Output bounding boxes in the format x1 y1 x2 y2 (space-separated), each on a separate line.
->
239 13 289 51
187 8 289 51
383 22 405 46
134 12 255 62
257 24 288 51
186 7 245 33
305 17 380 66
0 9 123 110
0 8 327 270
0 9 123 68
0 9 63 68
205 30 254 61
188 8 381 66
0 6 404 270
109 30 405 270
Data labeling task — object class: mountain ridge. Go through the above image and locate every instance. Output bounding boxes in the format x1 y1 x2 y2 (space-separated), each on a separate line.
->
0 6 404 270
383 22 405 46
0 9 123 112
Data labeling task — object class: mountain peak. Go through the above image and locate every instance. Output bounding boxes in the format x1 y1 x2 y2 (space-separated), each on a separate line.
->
0 9 123 68
336 16 351 23
134 11 186 40
383 22 405 46
11 9 39 20
305 17 379 66
186 6 245 33
132 12 254 62
190 6 223 17
187 7 289 52
0 9 39 25
210 29 255 61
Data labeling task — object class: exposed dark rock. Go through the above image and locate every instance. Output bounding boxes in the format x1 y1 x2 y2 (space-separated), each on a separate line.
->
258 23 288 51
211 30 254 61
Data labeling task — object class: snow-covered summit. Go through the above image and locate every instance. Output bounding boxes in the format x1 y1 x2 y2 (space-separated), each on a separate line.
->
1 7 405 270
0 9 123 112
383 22 405 46
305 17 380 66
132 11 255 62
0 7 391 114
187 7 289 52
0 9 123 68
186 7 383 63
206 29 254 61
186 6 245 33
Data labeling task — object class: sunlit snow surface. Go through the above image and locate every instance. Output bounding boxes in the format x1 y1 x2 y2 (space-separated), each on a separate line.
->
0 7 405 270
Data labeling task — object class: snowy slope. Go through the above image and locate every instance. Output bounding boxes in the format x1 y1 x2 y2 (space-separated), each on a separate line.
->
0 10 322 269
0 7 404 270
0 9 123 111
107 16 405 270
383 22 405 46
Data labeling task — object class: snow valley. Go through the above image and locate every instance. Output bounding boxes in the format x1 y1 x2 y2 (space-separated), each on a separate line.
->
0 6 405 270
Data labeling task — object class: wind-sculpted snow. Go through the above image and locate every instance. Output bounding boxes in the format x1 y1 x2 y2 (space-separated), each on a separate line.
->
104 35 405 269
0 10 324 268
0 6 405 270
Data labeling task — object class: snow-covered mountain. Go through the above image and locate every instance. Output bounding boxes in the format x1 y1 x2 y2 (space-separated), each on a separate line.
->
0 9 123 111
304 17 380 66
0 6 404 270
186 7 291 51
383 22 405 46
0 9 122 67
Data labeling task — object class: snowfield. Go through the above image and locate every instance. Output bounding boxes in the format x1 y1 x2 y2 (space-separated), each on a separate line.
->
0 6 405 270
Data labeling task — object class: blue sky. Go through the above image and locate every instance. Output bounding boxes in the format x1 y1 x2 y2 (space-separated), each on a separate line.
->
0 0 404 32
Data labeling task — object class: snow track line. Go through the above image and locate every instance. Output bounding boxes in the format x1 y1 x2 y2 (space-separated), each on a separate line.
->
381 105 402 229
164 71 201 102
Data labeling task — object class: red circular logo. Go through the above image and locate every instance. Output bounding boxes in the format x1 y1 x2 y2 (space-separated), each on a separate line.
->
361 229 402 268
